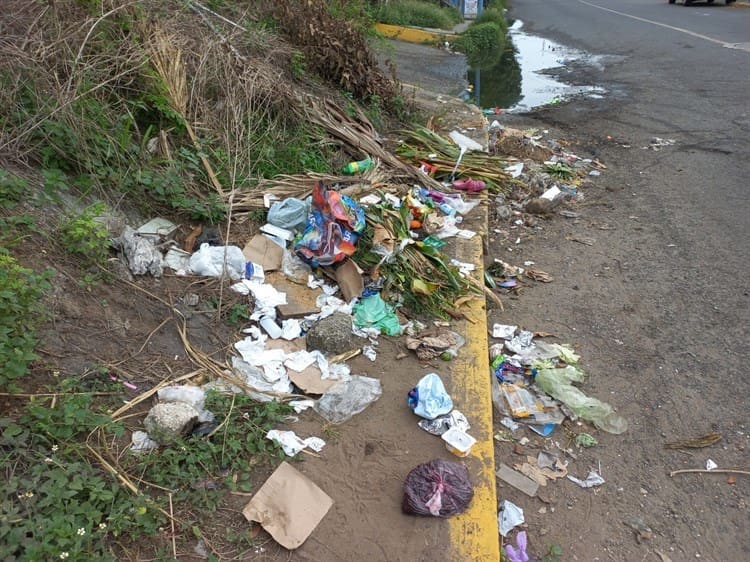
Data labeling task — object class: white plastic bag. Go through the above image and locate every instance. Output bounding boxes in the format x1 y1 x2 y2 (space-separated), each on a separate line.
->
189 243 245 279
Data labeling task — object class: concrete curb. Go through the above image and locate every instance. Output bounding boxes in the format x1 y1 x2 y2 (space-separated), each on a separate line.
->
375 23 457 44
446 201 500 561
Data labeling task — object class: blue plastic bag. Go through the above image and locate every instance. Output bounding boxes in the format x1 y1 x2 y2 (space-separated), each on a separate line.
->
408 373 453 420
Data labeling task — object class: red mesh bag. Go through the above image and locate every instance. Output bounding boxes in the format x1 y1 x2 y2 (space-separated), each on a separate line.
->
402 459 473 518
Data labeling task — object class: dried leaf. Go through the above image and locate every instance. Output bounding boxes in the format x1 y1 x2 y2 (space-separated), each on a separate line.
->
664 432 721 449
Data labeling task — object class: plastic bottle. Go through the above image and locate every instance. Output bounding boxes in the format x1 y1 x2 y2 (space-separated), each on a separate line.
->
342 157 374 175
259 316 282 339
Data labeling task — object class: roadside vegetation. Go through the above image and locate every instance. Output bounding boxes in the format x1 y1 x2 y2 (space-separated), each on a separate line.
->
374 0 463 29
453 0 509 68
0 0 412 558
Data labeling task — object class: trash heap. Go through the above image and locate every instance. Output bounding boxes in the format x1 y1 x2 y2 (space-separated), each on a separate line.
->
107 127 507 549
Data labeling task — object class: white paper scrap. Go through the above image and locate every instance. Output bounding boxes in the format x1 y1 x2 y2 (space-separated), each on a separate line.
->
498 500 525 537
492 324 518 340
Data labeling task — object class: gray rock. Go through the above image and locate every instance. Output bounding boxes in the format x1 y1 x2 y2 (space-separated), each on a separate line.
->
306 312 365 355
143 402 199 444
525 197 560 216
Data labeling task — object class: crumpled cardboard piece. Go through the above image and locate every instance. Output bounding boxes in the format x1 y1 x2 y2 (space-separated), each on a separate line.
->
242 234 283 271
242 462 333 549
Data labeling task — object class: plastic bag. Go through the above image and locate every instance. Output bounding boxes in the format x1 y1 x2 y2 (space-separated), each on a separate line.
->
353 293 401 336
268 197 309 233
313 375 382 424
402 459 473 517
408 373 453 420
535 367 627 434
294 181 365 266
189 243 245 280
281 249 311 282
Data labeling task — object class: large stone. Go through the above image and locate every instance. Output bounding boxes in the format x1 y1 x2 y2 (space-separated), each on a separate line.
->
143 402 199 445
305 312 365 355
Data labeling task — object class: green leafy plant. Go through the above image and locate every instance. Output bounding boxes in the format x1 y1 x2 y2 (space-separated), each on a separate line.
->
59 201 111 272
226 303 252 327
0 252 53 389
0 395 163 561
0 169 28 208
542 543 563 562
543 162 575 180
290 50 308 80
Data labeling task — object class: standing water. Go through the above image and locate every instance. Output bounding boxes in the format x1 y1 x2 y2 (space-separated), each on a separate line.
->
469 20 605 113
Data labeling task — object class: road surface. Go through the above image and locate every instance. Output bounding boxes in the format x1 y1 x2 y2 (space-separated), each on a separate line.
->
489 0 750 559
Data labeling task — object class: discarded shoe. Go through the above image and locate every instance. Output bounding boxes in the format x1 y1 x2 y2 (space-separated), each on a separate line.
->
452 178 486 193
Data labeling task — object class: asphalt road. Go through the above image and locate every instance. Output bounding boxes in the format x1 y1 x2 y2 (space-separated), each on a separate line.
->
490 0 750 559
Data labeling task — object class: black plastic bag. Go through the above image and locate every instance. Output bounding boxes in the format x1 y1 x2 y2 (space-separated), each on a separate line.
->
402 459 473 517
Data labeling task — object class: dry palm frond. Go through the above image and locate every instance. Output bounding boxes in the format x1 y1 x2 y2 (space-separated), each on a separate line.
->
146 26 224 195
396 127 514 193
230 160 405 215
297 96 445 191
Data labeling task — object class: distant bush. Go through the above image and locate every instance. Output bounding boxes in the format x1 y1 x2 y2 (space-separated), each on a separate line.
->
452 3 508 69
376 0 462 30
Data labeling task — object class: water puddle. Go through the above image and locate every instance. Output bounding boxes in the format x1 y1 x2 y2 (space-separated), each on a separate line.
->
469 20 606 113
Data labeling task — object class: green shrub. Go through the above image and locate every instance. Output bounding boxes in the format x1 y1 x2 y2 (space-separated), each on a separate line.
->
59 201 111 271
453 21 506 68
376 0 462 30
0 169 28 209
0 252 52 389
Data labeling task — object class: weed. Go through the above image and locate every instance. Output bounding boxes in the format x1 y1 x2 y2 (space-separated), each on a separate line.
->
290 50 308 80
0 395 162 561
322 423 341 441
0 252 53 390
226 303 252 327
0 169 28 208
542 543 563 562
59 201 111 272
543 162 575 180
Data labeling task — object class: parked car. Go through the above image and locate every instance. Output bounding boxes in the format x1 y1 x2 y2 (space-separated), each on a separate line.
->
670 0 736 5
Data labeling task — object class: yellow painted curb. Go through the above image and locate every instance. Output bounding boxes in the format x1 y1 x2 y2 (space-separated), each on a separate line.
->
447 201 500 561
374 22 458 44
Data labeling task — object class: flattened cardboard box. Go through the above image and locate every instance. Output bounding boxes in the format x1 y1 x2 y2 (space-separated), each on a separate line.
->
242 461 333 549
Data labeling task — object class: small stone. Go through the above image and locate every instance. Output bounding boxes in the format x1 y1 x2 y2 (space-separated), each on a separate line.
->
306 313 366 355
144 402 199 445
525 197 558 216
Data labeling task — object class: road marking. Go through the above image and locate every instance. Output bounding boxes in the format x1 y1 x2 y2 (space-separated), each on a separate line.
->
577 0 729 46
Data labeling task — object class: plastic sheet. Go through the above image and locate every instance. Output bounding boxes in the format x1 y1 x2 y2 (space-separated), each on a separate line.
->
295 181 365 266
268 197 310 233
408 373 453 420
189 243 245 280
353 293 401 336
536 367 628 434
313 375 382 424
402 459 473 518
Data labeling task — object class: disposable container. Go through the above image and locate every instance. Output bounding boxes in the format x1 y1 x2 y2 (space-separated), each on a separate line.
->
441 427 476 458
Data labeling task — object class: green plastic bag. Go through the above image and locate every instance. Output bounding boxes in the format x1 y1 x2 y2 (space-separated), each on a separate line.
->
536 367 627 434
353 294 401 336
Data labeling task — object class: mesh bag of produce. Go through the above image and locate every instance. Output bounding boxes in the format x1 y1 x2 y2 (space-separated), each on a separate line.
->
402 459 473 517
